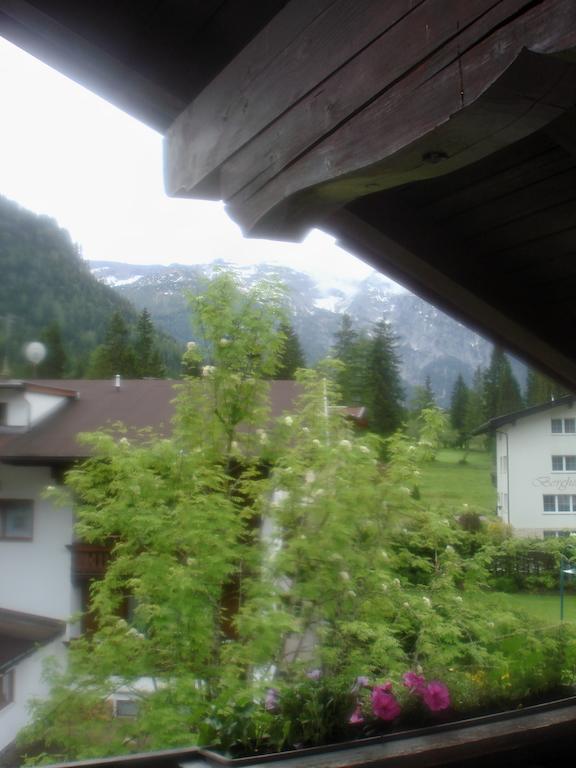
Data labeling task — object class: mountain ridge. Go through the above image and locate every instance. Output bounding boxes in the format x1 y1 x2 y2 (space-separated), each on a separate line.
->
89 259 498 405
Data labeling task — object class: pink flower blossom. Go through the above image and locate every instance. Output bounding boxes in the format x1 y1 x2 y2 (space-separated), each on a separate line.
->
348 705 364 724
306 669 322 681
403 671 426 693
371 684 401 721
422 681 451 712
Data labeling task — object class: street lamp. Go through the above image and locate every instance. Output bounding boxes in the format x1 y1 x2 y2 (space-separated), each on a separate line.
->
560 556 576 621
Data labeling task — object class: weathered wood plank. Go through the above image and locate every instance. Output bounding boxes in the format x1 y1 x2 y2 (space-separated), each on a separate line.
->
419 143 569 223
223 0 536 202
465 197 576 252
165 0 421 199
446 165 576 236
222 0 576 236
480 225 576 273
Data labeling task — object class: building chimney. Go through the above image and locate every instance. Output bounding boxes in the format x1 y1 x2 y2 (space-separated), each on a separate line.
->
115 374 121 391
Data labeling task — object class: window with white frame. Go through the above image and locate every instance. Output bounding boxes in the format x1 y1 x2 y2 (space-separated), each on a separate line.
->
543 494 576 513
551 418 576 434
0 500 33 540
0 669 14 710
552 456 576 472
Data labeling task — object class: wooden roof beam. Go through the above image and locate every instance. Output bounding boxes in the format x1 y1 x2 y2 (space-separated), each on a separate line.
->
165 0 576 239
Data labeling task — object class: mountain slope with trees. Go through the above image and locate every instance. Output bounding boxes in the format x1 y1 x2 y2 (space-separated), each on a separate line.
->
0 195 181 377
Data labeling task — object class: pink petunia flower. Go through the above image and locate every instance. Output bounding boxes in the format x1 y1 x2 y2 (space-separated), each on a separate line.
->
422 681 451 712
371 684 401 721
349 704 365 724
402 671 426 693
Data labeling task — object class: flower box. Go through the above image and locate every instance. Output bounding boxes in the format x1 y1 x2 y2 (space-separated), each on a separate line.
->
188 695 576 767
41 695 576 768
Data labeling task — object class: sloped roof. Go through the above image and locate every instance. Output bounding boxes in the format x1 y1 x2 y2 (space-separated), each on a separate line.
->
0 379 301 462
474 395 576 435
0 608 65 672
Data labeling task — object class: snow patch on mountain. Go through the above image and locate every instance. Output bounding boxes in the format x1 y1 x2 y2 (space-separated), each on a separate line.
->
88 259 497 406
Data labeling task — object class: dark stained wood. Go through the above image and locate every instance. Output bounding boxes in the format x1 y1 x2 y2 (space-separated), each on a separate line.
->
165 0 435 200
165 0 576 238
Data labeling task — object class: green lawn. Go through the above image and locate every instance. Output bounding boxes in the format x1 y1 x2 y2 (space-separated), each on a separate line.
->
417 448 496 514
469 591 576 626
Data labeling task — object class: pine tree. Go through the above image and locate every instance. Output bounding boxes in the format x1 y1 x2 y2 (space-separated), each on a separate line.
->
449 373 470 447
38 321 67 378
464 366 485 435
275 323 305 379
410 375 436 415
332 314 368 405
366 319 404 435
86 312 137 378
134 309 165 378
525 368 568 406
483 346 523 420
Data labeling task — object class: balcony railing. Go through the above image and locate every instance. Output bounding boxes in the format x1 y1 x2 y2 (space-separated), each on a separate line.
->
70 543 110 578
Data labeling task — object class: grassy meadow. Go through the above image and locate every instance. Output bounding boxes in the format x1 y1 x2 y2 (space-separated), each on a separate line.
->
417 447 496 514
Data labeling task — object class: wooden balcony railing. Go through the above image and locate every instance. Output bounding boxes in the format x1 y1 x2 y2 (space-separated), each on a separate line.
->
70 543 110 578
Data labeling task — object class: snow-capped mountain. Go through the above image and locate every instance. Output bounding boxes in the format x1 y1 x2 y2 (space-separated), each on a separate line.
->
89 259 497 405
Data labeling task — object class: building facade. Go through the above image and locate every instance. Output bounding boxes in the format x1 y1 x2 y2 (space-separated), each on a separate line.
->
487 397 576 538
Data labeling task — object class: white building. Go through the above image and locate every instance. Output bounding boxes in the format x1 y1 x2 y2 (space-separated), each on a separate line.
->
481 396 576 538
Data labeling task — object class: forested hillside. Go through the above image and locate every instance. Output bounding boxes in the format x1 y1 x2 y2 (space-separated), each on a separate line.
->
0 195 181 377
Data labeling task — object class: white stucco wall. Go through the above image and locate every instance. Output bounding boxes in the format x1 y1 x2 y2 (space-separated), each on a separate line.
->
0 464 76 625
26 392 69 427
497 404 576 536
0 391 30 428
0 636 67 753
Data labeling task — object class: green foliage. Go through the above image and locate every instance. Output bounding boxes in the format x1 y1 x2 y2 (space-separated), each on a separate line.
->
485 536 576 593
483 347 523 422
86 312 137 378
21 273 576 762
0 195 182 378
525 369 569 406
449 374 470 447
332 314 368 406
365 320 404 436
38 321 68 378
134 309 165 378
275 323 305 379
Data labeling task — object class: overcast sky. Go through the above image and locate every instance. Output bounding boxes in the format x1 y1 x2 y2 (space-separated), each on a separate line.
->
0 37 392 289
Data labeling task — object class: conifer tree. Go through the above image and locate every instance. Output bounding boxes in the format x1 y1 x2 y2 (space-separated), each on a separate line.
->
275 322 305 379
449 373 470 447
410 375 436 415
366 319 404 435
525 368 568 406
38 321 67 378
483 346 523 420
332 314 368 405
134 309 165 378
86 311 137 378
464 367 486 435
